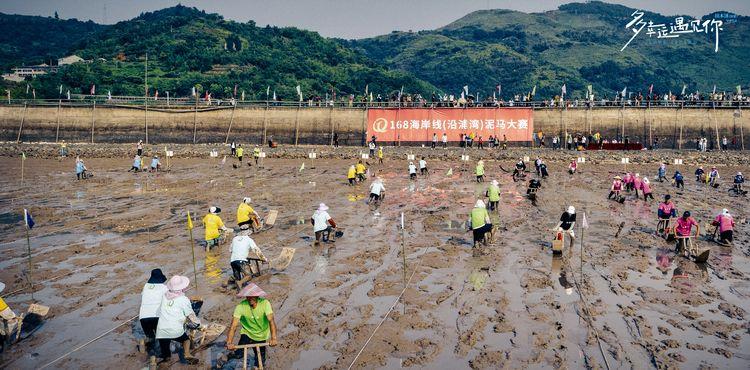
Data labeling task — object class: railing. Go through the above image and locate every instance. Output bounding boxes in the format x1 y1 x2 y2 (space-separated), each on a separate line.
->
1 96 748 110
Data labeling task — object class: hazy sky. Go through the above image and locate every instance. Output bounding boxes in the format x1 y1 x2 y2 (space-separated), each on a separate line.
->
1 0 748 39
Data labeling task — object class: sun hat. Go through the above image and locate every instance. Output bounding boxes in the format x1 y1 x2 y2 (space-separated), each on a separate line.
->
475 200 485 208
209 206 221 214
643 177 650 184
237 283 267 298
317 203 329 211
147 269 167 284
166 275 190 291
722 208 730 215
567 206 575 214
614 176 622 180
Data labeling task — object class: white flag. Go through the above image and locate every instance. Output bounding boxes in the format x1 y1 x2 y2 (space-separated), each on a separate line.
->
67 90 71 100
561 84 567 96
582 212 589 229
32 89 36 99
59 84 63 95
463 85 469 96
241 90 245 101
191 86 196 97
26 84 30 94
296 85 302 101
712 85 716 94
154 90 158 100
364 84 368 96
369 92 373 102
107 90 112 100
681 84 687 95
621 87 627 96
273 90 276 100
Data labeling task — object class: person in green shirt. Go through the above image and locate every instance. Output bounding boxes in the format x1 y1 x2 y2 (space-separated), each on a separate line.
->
236 145 244 163
475 160 485 183
226 283 278 368
485 180 501 211
253 145 261 165
470 200 493 247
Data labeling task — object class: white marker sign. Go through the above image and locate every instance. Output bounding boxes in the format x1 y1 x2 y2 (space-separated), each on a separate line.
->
461 155 470 161
166 150 174 157
362 154 369 159
577 157 586 163
621 157 630 164
673 158 683 165
308 152 317 159
259 152 266 158
209 150 219 158
407 154 415 160
523 156 530 162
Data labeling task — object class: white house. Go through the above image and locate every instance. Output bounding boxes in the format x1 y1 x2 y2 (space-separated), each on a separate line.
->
58 55 84 66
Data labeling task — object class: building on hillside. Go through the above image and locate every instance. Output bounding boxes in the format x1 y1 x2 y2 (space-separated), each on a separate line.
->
5 64 59 80
1 73 25 82
58 55 85 65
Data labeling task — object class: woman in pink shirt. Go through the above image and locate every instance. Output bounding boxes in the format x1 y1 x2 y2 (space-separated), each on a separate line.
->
633 173 642 197
675 211 700 256
712 209 735 244
623 173 633 191
641 177 653 201
608 176 623 200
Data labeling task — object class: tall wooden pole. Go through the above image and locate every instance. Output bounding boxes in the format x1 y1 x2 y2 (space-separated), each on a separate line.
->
144 53 149 145
90 101 96 143
225 104 236 144
294 104 300 146
187 211 198 290
55 99 61 142
262 105 268 146
192 97 198 144
329 106 334 146
25 224 34 300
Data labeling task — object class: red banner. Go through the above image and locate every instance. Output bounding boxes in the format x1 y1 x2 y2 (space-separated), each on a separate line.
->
367 108 533 142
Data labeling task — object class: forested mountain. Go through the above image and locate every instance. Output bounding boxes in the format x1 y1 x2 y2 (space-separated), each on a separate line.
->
1 2 747 100
347 1 749 98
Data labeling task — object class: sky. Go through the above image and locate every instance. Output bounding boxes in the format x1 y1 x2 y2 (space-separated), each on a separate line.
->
1 0 748 39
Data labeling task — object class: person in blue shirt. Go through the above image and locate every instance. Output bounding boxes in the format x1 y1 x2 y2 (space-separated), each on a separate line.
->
75 157 87 180
734 172 745 194
129 155 141 172
673 171 684 189
150 155 161 172
657 163 667 182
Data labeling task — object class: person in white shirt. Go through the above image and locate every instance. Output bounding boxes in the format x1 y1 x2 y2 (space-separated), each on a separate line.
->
419 157 428 176
408 162 417 180
431 133 437 149
230 227 267 282
368 141 376 156
156 275 201 364
139 269 168 351
442 133 448 148
311 203 337 244
369 177 386 204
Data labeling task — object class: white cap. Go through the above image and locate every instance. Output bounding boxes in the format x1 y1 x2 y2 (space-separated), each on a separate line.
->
475 200 485 208
243 197 252 204
567 206 575 214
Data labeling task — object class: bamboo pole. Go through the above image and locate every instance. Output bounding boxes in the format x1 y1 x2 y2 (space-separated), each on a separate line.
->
400 212 407 315
712 104 720 150
144 53 149 145
25 222 34 300
55 99 61 142
16 103 27 143
294 105 300 146
187 210 198 289
90 101 96 143
225 104 237 144
740 107 745 150
262 105 268 146
328 106 334 146
679 105 684 150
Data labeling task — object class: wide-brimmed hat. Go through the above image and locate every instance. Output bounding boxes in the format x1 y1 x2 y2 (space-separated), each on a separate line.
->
209 206 221 214
147 269 167 284
166 275 190 291
614 176 622 180
317 203 329 211
237 283 267 298
475 200 485 208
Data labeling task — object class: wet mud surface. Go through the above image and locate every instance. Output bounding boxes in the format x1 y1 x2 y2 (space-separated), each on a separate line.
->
0 146 748 369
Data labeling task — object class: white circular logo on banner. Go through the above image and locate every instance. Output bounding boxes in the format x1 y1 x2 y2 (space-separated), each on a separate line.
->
372 118 388 133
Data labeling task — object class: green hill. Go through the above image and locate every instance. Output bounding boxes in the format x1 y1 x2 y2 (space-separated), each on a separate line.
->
1 5 434 99
347 1 749 98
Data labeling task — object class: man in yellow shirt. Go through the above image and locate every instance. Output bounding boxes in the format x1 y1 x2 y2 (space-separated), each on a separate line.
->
237 198 261 231
0 282 19 337
253 146 261 165
236 145 244 163
355 160 367 182
347 165 356 186
203 206 229 249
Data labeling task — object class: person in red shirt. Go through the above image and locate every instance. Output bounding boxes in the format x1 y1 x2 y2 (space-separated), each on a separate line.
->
640 177 653 201
608 176 623 200
675 211 700 256
712 209 735 245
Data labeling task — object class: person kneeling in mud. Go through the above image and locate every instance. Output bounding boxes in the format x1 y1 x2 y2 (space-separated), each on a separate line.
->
734 172 745 194
527 178 541 197
311 203 337 244
230 227 267 285
712 209 735 245
538 160 549 178
673 171 685 189
203 206 229 249
237 197 262 231
608 176 624 201
369 177 386 204
469 200 493 248
568 159 577 174
155 275 202 365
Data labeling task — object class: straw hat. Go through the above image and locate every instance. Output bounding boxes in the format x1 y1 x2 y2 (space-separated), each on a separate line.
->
237 283 267 298
317 203 329 211
614 176 622 180
166 275 190 291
